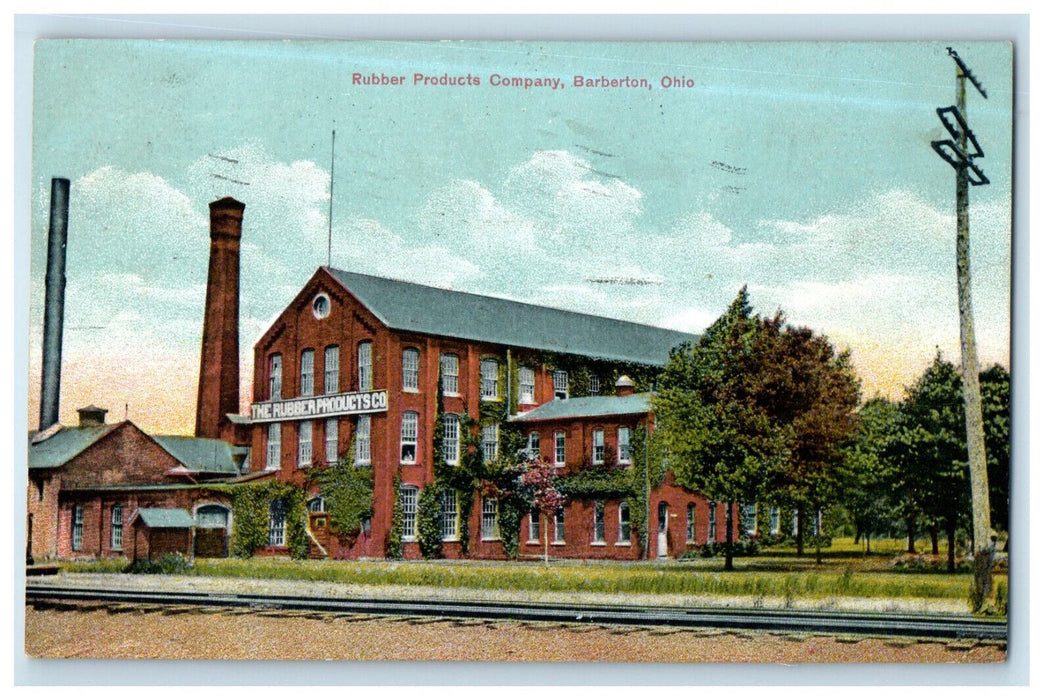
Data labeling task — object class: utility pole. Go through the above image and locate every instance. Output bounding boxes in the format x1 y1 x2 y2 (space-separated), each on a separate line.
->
930 47 994 607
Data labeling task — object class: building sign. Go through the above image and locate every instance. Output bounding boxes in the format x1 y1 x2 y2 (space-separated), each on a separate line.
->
250 390 388 422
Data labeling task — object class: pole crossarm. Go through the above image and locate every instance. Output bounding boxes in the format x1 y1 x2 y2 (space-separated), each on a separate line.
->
947 47 989 99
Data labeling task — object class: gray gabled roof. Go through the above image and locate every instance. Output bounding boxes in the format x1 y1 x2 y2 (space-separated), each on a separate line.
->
325 268 695 366
152 435 242 475
134 508 194 528
510 393 653 423
28 424 118 469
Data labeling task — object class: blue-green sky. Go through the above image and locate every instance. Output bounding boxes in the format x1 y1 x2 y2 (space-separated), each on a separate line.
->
28 40 1013 433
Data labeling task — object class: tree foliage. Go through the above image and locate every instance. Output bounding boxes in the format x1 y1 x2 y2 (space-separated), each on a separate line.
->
840 398 901 551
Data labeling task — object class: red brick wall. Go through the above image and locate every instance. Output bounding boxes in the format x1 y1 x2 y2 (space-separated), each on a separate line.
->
60 422 185 489
27 473 59 560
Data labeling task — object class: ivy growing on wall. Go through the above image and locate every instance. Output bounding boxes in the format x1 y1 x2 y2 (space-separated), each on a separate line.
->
386 473 404 559
306 459 374 539
416 482 444 559
226 480 308 559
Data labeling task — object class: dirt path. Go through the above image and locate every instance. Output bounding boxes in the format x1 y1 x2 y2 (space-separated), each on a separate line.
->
24 603 1005 663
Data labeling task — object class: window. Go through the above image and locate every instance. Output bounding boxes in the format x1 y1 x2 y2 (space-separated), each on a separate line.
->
268 499 287 547
528 508 541 542
519 367 535 404
308 496 326 513
266 423 281 470
618 502 631 543
553 370 568 400
324 345 339 394
769 506 781 536
708 502 717 541
34 477 45 501
312 293 331 319
481 423 498 462
592 429 605 465
481 499 499 540
527 432 540 460
441 353 459 395
686 503 696 542
401 412 418 464
110 504 123 551
442 414 461 465
593 502 606 543
358 342 373 392
300 349 314 396
402 348 420 391
440 488 458 541
196 505 229 529
355 415 371 464
480 359 498 400
553 509 565 543
554 431 566 466
589 373 601 396
325 418 339 464
71 505 83 551
743 503 757 536
298 421 313 467
269 354 282 400
617 427 631 464
400 485 418 540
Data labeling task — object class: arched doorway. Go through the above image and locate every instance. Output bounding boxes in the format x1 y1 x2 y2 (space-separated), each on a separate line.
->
194 504 231 558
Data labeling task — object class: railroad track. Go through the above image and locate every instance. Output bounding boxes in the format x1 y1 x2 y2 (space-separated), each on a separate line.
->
25 584 1007 641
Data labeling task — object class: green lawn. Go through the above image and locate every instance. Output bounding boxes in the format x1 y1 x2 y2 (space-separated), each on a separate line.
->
59 539 1007 606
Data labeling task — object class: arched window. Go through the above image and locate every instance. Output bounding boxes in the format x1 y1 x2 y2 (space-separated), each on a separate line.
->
593 502 606 543
401 412 418 464
519 367 535 403
442 414 461 465
266 423 281 470
618 502 631 543
355 415 371 465
440 488 458 541
269 354 283 400
110 504 124 551
480 358 498 400
441 353 459 395
268 499 288 547
300 349 314 396
402 348 420 391
686 503 696 543
324 345 340 394
358 341 373 392
400 485 419 541
307 496 327 513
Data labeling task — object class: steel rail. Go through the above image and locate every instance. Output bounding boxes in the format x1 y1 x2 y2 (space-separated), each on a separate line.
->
25 584 1006 641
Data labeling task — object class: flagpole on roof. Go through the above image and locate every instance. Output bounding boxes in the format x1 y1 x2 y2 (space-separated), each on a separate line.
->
328 127 336 267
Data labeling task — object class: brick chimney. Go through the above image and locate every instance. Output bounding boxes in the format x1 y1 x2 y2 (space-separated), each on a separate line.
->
615 375 635 397
195 197 245 439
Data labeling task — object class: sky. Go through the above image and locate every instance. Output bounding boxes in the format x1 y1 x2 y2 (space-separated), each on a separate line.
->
26 40 1014 434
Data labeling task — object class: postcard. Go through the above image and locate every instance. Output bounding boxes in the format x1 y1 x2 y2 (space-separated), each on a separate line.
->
23 37 1013 668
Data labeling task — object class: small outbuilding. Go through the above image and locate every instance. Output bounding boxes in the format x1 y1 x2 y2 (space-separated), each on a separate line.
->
130 508 195 561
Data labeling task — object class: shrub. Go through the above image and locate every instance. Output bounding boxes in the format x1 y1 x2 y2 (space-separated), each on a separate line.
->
124 552 193 575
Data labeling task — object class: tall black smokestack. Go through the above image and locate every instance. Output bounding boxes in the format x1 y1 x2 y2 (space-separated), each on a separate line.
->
39 178 70 430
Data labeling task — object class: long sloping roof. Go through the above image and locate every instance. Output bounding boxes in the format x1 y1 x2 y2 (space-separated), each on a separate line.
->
325 268 696 366
510 393 653 422
28 424 118 469
152 435 243 475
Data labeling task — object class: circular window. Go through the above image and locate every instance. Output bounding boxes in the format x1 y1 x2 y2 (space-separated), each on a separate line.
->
312 293 331 319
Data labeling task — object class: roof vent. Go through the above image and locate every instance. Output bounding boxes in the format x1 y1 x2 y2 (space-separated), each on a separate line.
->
77 404 108 427
614 375 635 397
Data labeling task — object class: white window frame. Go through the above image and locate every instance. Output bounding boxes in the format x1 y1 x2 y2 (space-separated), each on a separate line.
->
71 505 83 551
400 411 418 464
110 504 123 551
400 485 419 541
518 367 535 404
528 508 540 543
686 503 696 543
554 431 566 466
402 348 420 392
617 502 631 543
592 429 605 465
708 502 717 542
527 432 540 460
268 500 287 547
300 349 314 397
481 499 499 540
324 345 339 394
440 488 458 541
325 418 339 464
442 414 461 466
769 506 781 536
441 353 459 396
357 342 373 392
481 423 498 463
480 358 498 401
552 509 565 544
355 415 371 465
592 502 606 544
266 423 281 471
308 496 326 513
743 503 758 537
617 427 631 464
589 373 601 396
553 369 568 400
298 420 313 468
269 354 283 400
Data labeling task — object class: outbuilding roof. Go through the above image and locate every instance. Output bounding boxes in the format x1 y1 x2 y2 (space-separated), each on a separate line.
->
325 268 696 366
28 424 118 469
510 392 653 422
153 435 243 475
134 508 194 528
